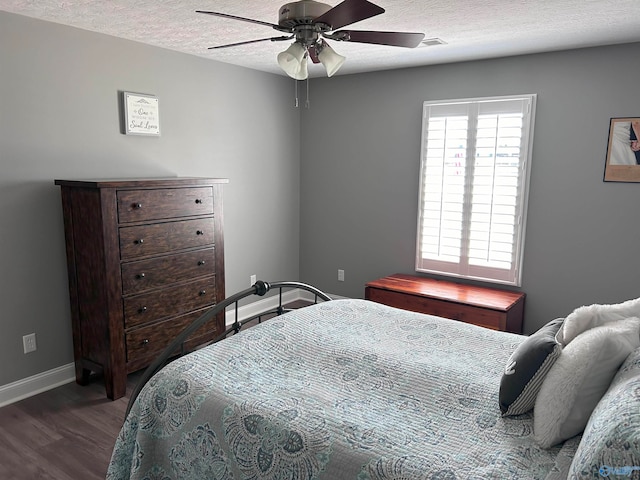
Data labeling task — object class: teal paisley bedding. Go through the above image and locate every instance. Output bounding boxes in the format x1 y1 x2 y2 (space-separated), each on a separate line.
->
108 299 579 480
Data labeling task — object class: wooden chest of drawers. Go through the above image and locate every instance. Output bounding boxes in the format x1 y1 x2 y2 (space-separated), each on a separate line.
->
55 178 228 399
365 273 525 334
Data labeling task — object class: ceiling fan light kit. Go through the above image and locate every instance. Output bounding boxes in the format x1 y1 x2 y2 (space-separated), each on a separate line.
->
316 41 346 77
198 0 425 79
277 42 309 79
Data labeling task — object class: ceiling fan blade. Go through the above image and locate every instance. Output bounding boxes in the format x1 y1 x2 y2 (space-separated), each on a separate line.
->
336 30 425 48
196 10 291 32
208 36 292 50
313 0 384 31
308 45 321 63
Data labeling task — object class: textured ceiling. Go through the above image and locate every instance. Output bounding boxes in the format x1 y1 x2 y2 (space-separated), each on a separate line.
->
2 0 640 77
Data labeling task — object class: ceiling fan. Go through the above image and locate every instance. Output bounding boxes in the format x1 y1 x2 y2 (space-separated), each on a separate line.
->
197 0 425 79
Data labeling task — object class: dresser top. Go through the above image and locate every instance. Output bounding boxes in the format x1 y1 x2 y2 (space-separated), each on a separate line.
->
54 177 229 188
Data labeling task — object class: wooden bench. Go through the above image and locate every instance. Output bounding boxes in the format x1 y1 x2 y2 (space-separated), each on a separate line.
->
365 273 525 334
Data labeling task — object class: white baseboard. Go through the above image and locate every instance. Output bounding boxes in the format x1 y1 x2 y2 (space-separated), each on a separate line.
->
0 362 76 408
224 288 340 326
0 290 341 408
224 288 299 326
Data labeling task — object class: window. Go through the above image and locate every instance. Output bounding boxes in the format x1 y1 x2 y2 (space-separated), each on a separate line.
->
415 94 536 286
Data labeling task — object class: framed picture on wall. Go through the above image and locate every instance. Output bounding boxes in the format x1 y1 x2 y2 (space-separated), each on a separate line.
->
604 117 640 182
123 92 160 136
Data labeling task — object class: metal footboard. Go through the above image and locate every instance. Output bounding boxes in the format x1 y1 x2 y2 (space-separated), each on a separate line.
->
126 280 332 416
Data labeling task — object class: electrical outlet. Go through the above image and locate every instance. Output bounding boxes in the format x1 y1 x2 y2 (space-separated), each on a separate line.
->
23 333 37 354
250 274 257 286
338 269 345 281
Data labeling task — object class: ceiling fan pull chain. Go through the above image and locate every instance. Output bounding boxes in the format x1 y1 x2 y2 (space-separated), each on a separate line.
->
305 78 310 109
294 78 299 108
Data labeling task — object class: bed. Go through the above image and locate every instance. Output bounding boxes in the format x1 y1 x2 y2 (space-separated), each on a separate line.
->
107 282 640 480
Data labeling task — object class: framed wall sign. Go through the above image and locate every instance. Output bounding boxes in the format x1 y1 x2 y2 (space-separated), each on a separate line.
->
123 92 160 136
604 117 640 182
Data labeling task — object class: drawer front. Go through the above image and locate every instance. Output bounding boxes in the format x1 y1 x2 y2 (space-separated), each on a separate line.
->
126 308 222 365
123 276 217 329
121 248 215 295
119 218 215 260
367 288 505 331
117 187 213 223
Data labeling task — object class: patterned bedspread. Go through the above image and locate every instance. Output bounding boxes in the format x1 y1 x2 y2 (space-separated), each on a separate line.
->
108 299 579 480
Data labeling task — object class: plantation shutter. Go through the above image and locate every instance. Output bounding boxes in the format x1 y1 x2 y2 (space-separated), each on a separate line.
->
415 95 536 286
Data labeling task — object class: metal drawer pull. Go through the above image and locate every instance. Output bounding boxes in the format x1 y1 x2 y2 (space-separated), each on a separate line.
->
134 203 143 209
196 230 204 235
199 290 206 296
195 199 202 204
136 273 146 279
134 238 144 244
198 260 206 266
142 339 149 345
138 306 147 313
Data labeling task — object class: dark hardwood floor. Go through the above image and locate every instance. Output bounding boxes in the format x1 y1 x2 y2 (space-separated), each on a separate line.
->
0 372 138 480
0 300 313 479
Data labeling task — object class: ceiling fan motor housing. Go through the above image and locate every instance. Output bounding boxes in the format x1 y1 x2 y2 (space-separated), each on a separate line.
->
278 0 332 28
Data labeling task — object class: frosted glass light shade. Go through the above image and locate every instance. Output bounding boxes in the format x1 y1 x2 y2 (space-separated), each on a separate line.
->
318 43 346 77
277 42 308 80
296 55 308 80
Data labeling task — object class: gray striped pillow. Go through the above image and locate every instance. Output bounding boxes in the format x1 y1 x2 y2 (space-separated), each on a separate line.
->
499 318 564 416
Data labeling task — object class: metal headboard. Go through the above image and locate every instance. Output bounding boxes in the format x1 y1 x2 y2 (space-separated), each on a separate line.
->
126 280 332 416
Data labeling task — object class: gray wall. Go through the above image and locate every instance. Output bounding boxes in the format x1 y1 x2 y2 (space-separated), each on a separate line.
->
0 12 301 386
3 9 640 389
300 42 640 334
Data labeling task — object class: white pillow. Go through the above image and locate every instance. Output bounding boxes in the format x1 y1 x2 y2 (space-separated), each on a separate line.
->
558 297 640 345
533 317 640 449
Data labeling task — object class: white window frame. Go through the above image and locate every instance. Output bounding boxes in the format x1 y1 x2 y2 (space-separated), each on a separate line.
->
415 94 536 286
